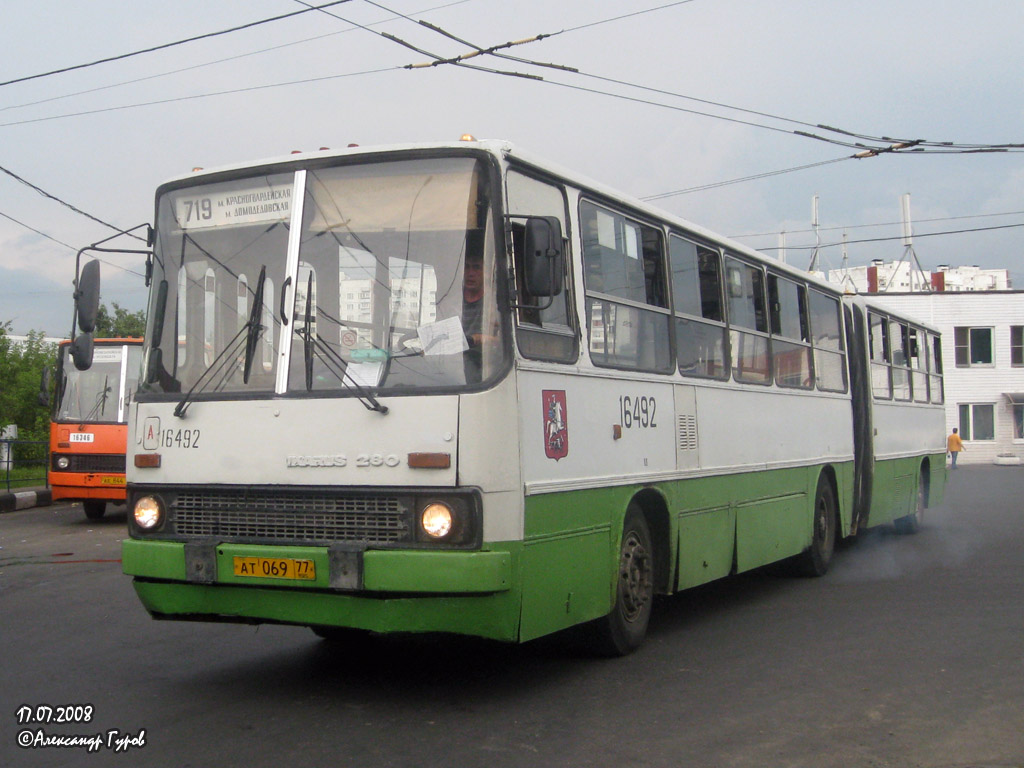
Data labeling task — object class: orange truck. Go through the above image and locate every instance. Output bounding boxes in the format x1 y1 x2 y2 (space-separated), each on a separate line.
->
49 338 143 519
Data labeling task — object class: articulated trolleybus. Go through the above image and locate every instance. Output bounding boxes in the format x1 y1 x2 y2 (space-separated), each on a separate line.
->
50 338 143 520
118 139 946 654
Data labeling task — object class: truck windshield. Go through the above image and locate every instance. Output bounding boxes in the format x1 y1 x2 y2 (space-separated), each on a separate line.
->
141 155 505 398
56 343 141 423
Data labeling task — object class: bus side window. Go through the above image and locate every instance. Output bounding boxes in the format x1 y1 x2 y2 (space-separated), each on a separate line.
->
909 327 929 403
725 256 770 385
669 235 728 380
506 170 578 363
808 289 846 393
869 312 892 399
929 332 944 404
767 273 812 389
580 201 672 373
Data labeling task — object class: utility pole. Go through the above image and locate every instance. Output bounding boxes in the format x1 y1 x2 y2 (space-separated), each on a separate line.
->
885 193 931 292
807 195 821 272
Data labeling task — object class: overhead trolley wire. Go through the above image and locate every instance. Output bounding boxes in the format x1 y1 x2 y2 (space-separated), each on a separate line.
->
0 163 143 240
731 210 1024 240
760 223 1024 252
0 0 473 115
0 0 354 89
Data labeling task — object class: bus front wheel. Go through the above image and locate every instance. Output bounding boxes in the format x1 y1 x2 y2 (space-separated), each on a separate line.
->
589 505 654 656
83 501 106 520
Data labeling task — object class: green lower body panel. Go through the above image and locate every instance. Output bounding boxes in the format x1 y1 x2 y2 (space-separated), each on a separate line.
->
865 452 946 528
515 462 856 642
123 539 521 641
125 455 956 647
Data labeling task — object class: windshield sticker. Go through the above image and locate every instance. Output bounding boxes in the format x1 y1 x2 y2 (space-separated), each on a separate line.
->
346 361 384 388
176 184 292 230
418 317 469 356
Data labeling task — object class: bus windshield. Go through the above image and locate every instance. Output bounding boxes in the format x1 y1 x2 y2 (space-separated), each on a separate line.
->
142 155 504 398
56 343 141 424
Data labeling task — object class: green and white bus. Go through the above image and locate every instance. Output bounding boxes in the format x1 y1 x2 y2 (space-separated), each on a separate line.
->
119 139 946 654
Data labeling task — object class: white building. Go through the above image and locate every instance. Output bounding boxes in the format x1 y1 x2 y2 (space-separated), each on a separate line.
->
827 261 1011 294
867 290 1024 465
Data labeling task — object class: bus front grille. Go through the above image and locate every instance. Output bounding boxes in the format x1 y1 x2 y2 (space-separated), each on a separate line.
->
52 454 126 473
171 491 411 545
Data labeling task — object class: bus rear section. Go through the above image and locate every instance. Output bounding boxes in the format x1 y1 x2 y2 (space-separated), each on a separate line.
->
50 339 142 519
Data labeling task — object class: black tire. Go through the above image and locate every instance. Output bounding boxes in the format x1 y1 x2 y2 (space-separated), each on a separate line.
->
795 476 837 577
83 501 106 520
588 505 655 656
895 471 926 535
311 626 373 646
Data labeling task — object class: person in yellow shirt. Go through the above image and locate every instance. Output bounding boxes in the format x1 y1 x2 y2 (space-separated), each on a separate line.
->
947 428 965 468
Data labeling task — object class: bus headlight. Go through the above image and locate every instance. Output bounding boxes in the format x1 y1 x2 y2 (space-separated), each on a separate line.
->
133 495 164 530
56 456 70 470
421 502 454 539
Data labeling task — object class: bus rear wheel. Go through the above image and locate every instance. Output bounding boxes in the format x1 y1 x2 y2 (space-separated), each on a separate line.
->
83 501 106 520
795 476 837 577
589 505 654 656
895 471 926 535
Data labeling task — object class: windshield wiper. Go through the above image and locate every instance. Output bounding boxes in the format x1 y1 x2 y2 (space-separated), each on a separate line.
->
82 375 111 422
243 265 268 384
299 327 388 414
173 324 252 418
301 271 314 390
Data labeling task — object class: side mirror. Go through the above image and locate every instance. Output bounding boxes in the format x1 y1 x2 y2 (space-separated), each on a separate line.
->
70 332 94 371
38 367 52 407
75 259 101 333
523 217 564 297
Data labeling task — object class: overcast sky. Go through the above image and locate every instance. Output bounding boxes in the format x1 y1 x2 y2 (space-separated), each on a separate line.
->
2 0 1022 337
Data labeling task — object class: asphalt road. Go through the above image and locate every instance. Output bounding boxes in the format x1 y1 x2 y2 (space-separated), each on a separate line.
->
2 467 1022 768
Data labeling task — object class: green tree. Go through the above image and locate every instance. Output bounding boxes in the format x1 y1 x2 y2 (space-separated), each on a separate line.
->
0 322 57 441
94 302 146 338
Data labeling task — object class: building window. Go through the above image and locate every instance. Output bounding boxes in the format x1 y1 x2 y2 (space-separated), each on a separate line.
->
1014 404 1024 440
954 326 993 367
958 403 995 441
1011 326 1023 367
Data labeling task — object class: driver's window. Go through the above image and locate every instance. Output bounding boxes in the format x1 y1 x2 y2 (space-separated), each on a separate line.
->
506 169 577 363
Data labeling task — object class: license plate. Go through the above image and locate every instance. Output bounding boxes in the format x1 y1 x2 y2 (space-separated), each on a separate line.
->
100 476 126 485
232 556 316 581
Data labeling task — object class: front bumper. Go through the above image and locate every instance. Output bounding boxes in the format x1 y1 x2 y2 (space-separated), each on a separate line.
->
122 539 519 640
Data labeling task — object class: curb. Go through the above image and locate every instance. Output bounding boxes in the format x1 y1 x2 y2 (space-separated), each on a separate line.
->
0 488 53 513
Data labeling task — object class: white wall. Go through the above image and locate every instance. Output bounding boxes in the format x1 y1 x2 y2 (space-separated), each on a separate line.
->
869 291 1024 465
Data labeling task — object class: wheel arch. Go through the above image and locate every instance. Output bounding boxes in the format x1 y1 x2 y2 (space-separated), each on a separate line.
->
919 457 932 507
817 463 843 535
629 487 673 595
